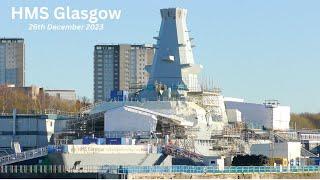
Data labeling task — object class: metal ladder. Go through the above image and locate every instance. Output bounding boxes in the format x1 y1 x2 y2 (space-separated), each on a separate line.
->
0 147 48 166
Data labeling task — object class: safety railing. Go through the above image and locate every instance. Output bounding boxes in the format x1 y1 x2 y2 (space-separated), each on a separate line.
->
1 165 320 174
0 165 102 174
115 165 320 174
0 147 48 166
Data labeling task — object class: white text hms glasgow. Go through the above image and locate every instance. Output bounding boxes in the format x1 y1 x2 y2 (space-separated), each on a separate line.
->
11 6 122 23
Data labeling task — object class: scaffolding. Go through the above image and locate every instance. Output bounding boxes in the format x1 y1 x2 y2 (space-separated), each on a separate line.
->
187 90 225 123
66 112 105 138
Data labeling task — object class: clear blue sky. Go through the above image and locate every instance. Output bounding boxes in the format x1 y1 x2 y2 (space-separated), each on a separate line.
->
1 0 319 113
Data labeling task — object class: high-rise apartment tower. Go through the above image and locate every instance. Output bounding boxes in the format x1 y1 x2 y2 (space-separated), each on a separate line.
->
0 38 25 87
94 44 154 102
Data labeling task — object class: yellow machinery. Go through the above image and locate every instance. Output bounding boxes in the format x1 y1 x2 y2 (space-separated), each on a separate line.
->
269 158 288 166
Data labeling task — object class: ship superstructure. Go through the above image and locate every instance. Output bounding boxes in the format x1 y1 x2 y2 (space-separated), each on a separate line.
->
90 8 228 144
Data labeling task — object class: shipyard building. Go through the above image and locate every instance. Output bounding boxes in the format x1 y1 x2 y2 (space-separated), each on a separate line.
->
225 99 290 130
0 113 69 151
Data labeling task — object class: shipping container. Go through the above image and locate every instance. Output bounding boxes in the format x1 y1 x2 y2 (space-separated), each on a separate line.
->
73 139 83 145
97 138 106 145
121 137 130 145
62 145 68 153
269 158 288 166
82 136 97 144
48 145 63 153
106 138 121 145
110 90 128 101
82 136 90 144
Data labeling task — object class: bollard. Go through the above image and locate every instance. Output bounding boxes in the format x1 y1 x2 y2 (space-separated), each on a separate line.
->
44 165 47 173
13 165 16 173
14 165 17 173
24 165 27 173
34 165 37 173
57 165 61 173
39 165 43 173
4 166 8 173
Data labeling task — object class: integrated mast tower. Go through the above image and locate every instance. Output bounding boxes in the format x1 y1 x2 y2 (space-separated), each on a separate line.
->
142 8 202 100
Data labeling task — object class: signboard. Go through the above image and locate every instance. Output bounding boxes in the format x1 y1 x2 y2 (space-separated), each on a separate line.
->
65 144 149 154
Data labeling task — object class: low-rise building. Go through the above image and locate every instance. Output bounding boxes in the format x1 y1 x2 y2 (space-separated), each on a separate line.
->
250 141 301 166
300 132 320 155
0 113 70 150
225 99 290 130
3 84 44 100
45 89 76 101
16 85 44 100
202 156 224 170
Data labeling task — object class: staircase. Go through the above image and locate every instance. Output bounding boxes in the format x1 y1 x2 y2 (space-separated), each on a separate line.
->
163 144 204 162
153 154 168 165
273 132 317 158
0 149 14 157
0 147 48 166
301 148 318 158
